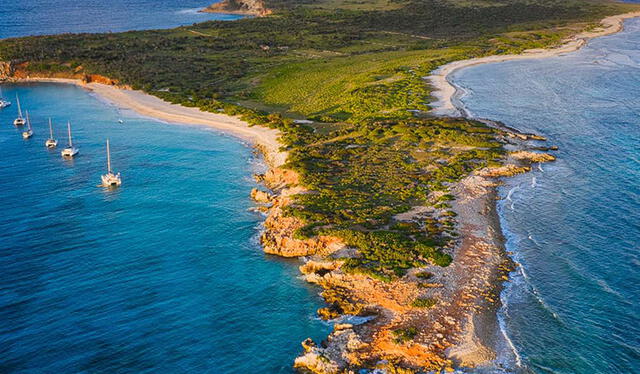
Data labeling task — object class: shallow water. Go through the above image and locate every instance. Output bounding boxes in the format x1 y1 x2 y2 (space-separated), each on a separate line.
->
452 18 640 374
0 83 330 373
0 0 241 39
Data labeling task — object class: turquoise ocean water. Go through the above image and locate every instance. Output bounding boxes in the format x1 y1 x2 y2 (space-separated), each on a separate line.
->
1 4 330 373
452 18 640 374
2 1 639 373
0 85 330 371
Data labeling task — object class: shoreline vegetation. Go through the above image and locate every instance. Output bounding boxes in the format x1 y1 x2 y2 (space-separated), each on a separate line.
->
2 1 639 372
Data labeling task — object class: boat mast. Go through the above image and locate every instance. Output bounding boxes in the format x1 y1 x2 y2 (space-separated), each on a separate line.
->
67 121 73 147
48 118 54 139
16 95 22 118
106 139 112 173
26 111 31 131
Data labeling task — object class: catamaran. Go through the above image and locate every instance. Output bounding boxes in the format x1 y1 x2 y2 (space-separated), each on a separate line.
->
13 95 25 126
0 87 11 109
101 139 122 187
45 118 57 148
21 111 33 139
61 121 79 157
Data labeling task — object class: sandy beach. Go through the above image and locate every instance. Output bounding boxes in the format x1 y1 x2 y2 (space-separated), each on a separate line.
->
429 10 640 116
425 8 640 370
17 78 287 167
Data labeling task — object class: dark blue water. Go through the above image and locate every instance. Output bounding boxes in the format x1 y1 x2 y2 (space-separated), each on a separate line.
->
0 0 241 39
0 83 330 372
452 18 640 374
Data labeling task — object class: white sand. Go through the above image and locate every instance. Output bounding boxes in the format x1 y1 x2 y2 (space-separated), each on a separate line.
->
19 78 287 167
428 11 640 116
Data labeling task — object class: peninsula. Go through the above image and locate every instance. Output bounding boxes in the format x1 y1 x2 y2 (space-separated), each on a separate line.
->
2 0 637 371
201 0 271 16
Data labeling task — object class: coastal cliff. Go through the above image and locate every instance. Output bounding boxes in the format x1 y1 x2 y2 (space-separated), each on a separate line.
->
0 61 121 87
201 0 271 16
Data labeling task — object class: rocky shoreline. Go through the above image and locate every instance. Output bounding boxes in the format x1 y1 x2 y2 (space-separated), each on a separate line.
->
251 126 556 372
1 61 556 374
0 15 603 368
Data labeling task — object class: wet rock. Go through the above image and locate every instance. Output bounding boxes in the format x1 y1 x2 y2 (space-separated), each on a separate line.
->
250 188 272 203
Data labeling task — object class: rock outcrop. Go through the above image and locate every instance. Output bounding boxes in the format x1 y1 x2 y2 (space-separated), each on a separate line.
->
250 188 272 203
258 166 346 258
201 0 271 16
0 61 14 80
0 61 121 87
294 328 365 374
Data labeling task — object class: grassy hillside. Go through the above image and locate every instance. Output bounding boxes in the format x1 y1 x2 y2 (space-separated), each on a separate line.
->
0 0 636 278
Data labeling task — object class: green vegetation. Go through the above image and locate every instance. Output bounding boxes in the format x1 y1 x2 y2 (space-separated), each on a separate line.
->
1 0 635 279
411 297 437 308
392 327 418 344
416 271 433 280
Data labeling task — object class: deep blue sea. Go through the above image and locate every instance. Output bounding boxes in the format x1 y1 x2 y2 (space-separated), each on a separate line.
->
0 84 330 371
452 18 640 374
0 0 241 39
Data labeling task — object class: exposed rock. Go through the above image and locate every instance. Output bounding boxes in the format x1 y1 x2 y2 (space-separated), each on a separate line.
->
318 306 341 320
0 61 14 80
302 338 317 352
334 323 353 331
0 62 122 87
201 0 271 16
477 164 531 178
261 204 345 257
300 260 340 275
263 167 299 190
82 74 118 85
294 328 365 374
509 150 556 163
260 168 345 257
250 188 272 203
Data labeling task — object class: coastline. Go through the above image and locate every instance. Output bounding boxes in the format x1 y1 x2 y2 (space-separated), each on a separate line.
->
427 9 640 371
12 78 287 168
428 10 640 117
2 10 638 373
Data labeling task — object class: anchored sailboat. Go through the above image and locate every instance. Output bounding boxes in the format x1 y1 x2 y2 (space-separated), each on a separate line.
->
0 87 11 109
101 139 121 187
45 118 57 148
61 121 79 157
13 95 25 126
21 111 33 139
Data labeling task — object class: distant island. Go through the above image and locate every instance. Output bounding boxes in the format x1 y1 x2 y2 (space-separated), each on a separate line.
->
201 0 271 16
2 0 638 372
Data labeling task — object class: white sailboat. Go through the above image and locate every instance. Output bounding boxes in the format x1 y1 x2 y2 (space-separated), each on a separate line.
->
21 111 33 139
61 121 79 157
45 118 57 148
13 95 25 126
101 139 121 187
0 87 11 109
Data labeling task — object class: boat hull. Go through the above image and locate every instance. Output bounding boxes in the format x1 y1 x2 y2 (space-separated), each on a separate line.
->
101 173 122 187
22 130 33 139
45 139 58 148
61 147 79 157
14 118 25 126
